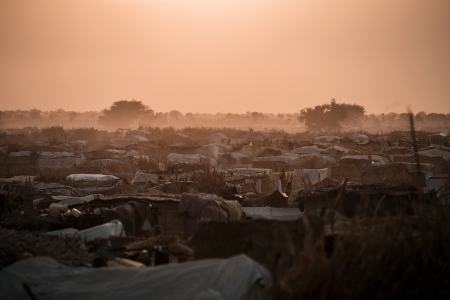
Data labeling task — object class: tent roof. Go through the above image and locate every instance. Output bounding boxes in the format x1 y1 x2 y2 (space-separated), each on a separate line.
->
0 254 272 300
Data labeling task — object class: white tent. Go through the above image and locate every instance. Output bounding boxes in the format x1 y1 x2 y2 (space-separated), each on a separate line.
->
66 174 119 181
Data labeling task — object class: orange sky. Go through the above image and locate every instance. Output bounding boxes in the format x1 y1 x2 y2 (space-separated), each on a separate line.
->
1 0 449 115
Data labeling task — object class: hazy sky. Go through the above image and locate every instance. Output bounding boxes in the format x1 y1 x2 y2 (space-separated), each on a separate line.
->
1 0 449 115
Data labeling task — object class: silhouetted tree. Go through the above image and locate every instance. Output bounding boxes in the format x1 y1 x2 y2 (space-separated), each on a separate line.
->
415 111 426 124
298 99 365 131
98 100 154 128
168 110 183 120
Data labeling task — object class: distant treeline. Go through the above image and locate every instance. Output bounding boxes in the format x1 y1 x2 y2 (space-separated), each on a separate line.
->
0 108 449 133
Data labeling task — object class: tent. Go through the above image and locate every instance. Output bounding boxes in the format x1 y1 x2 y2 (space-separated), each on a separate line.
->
39 152 85 169
208 133 228 144
291 146 324 155
167 153 205 164
241 207 302 220
294 168 329 185
0 254 272 300
314 136 340 143
195 144 233 159
131 171 160 185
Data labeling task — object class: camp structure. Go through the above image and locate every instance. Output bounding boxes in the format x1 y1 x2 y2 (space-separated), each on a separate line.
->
255 147 282 157
291 146 324 155
167 153 206 165
293 168 329 187
0 254 272 300
253 155 298 170
194 144 233 160
393 149 450 175
241 207 302 220
361 162 435 186
65 174 127 195
1 151 37 176
314 135 340 144
207 132 228 144
225 168 275 193
39 151 85 169
331 155 389 183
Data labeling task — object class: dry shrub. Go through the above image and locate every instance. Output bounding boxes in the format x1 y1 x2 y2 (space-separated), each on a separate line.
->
0 229 91 269
190 216 325 296
190 169 228 194
280 214 450 299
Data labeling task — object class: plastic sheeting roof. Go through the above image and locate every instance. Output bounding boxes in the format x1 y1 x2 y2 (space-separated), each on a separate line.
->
0 254 272 300
292 146 323 154
66 174 120 181
167 153 205 164
241 207 302 220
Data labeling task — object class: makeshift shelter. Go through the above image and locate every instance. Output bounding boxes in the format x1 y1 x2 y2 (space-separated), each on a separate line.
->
361 162 434 186
339 155 389 165
255 147 282 157
293 168 329 186
253 155 298 170
393 149 450 175
355 140 384 154
0 254 272 300
291 146 324 155
194 144 233 159
347 134 369 143
125 129 152 137
230 152 253 164
66 174 126 195
47 221 126 242
33 182 79 196
125 135 149 143
207 132 228 144
291 156 333 170
1 151 36 176
314 136 340 143
167 153 205 165
97 201 153 236
39 151 85 169
178 193 227 239
131 171 160 186
382 146 411 161
299 153 336 164
263 190 289 208
241 207 302 220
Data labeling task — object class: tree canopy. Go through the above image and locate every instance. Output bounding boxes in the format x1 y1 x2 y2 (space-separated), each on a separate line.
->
98 100 154 128
298 99 365 132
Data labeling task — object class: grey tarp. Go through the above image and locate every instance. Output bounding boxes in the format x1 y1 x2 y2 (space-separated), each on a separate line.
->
241 207 302 220
0 254 272 300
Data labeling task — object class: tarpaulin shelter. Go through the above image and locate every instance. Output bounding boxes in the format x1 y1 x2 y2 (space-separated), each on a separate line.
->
0 254 272 300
